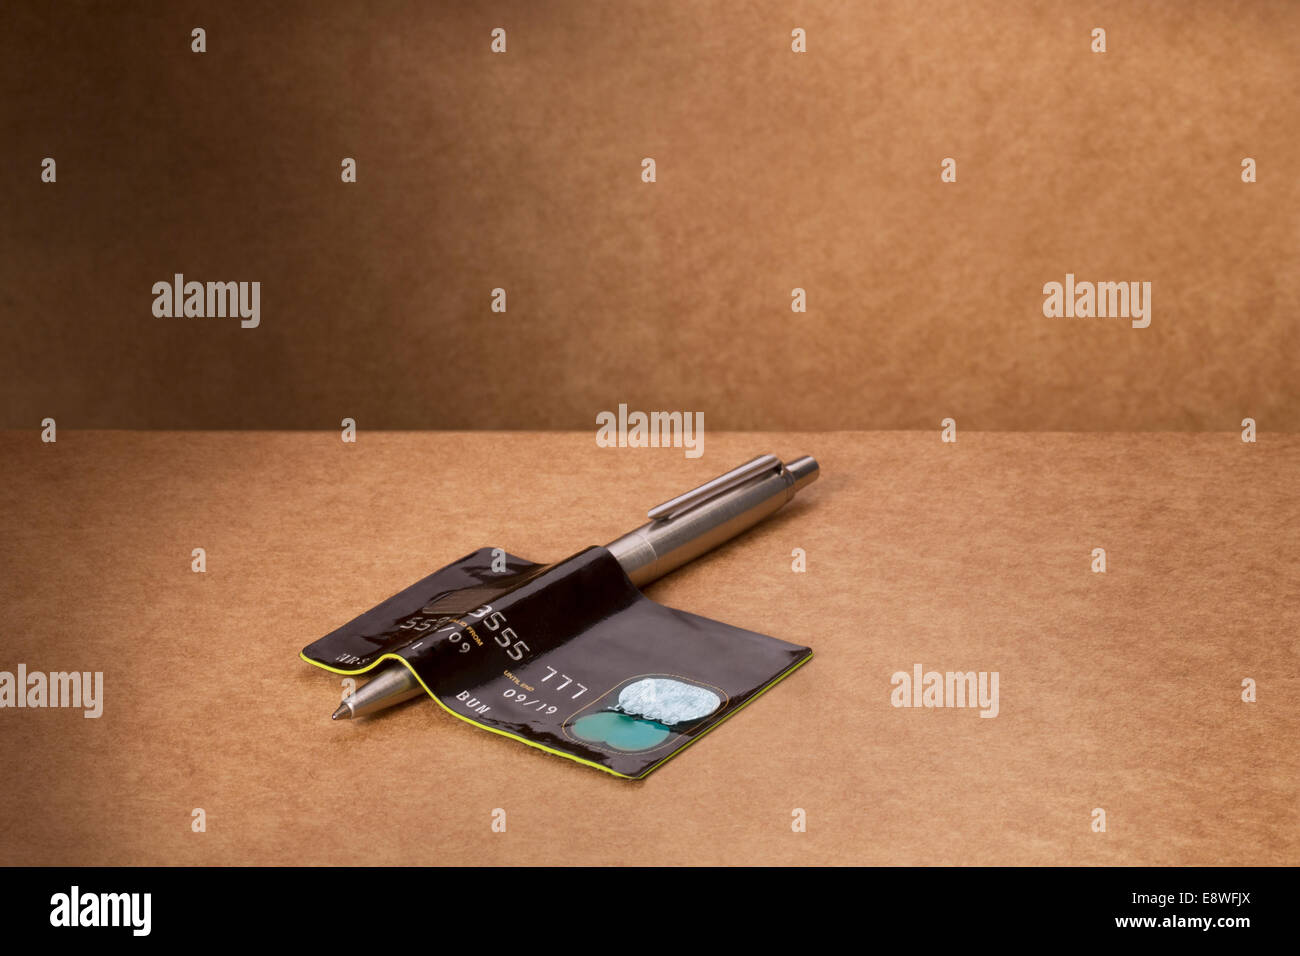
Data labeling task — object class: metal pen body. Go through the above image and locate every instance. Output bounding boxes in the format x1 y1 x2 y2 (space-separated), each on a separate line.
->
332 454 819 720
604 455 818 586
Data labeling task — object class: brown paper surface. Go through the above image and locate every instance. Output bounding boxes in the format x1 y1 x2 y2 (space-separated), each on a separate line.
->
2 1 1298 431
1 430 1294 865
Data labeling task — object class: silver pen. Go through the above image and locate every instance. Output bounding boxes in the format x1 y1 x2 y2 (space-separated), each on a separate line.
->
331 453 819 720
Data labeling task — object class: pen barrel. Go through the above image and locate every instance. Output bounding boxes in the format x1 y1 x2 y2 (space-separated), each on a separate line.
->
605 456 818 587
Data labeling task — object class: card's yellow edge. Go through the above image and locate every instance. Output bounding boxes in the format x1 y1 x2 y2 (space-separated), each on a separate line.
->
300 649 813 781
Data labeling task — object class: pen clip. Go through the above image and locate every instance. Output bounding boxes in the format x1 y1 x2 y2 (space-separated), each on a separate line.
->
647 454 783 521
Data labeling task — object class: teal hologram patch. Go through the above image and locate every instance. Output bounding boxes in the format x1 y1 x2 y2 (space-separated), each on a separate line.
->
572 711 671 751
616 677 721 725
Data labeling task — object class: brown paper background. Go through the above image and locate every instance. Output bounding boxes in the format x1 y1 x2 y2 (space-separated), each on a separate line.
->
2 0 1298 431
1 431 1296 865
1 1 1295 868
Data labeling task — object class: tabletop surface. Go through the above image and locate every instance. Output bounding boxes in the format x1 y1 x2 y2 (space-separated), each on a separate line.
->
1 430 1295 865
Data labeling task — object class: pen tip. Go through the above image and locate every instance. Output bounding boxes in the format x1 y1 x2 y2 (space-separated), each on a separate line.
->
331 703 352 721
785 455 819 492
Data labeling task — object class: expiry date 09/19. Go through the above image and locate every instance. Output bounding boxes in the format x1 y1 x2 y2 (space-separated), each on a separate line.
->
501 666 591 716
501 688 558 716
